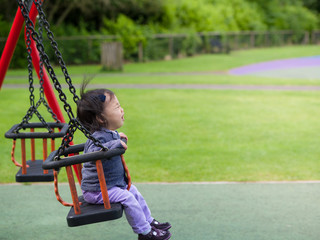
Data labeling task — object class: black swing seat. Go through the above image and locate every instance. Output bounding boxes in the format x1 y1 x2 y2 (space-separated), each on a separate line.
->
67 196 123 227
43 143 127 227
16 160 55 182
5 122 67 182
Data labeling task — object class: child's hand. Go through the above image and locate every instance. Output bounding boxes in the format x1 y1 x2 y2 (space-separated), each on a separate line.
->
121 140 128 150
119 132 128 150
119 132 128 141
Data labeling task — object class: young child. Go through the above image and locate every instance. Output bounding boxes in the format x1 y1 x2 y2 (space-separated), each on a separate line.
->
77 86 171 240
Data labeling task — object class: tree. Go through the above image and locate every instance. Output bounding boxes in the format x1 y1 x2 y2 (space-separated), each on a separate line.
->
302 0 320 13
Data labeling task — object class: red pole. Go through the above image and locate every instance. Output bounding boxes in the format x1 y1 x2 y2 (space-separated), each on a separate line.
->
0 8 25 89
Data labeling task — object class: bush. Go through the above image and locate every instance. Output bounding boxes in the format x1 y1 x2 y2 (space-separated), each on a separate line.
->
272 5 318 31
247 0 319 31
181 31 202 56
102 14 146 60
2 0 319 67
171 0 267 32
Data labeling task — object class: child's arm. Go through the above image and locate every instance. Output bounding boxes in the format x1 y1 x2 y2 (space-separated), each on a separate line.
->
86 133 126 153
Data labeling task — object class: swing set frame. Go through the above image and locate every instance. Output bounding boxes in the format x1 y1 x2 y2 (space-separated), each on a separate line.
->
0 0 81 182
1 0 132 227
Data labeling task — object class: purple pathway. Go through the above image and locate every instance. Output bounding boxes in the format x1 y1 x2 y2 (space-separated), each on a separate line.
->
229 56 320 75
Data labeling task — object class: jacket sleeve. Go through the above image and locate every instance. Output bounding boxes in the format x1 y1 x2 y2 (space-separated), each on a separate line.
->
85 132 123 153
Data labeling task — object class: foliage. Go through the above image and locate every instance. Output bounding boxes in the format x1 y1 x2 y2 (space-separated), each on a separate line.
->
303 0 320 13
102 14 146 59
247 0 319 31
181 31 202 56
104 0 167 24
272 5 318 31
0 15 27 69
0 0 319 67
0 0 318 31
0 0 17 22
174 0 267 32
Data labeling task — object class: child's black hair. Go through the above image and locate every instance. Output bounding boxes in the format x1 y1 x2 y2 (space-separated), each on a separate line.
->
77 82 114 133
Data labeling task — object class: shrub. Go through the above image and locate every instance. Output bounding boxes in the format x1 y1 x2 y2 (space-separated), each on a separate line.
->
102 14 146 60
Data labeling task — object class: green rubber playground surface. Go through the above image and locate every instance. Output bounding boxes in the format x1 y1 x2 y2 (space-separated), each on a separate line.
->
1 182 319 240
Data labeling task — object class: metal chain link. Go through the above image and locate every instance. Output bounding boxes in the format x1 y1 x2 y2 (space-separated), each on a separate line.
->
14 8 51 133
75 118 107 150
26 25 35 108
33 0 79 104
56 119 107 159
55 120 78 158
35 15 60 123
17 0 107 157
17 0 75 120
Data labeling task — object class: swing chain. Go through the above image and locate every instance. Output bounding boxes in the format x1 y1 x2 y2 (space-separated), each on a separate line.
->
33 0 79 104
17 0 74 116
26 25 35 108
14 9 52 133
17 0 75 121
76 119 108 151
34 17 60 123
17 0 107 152
55 120 78 158
55 118 107 159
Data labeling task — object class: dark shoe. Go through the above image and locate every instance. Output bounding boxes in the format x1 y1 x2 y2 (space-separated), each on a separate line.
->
150 219 172 231
138 228 171 240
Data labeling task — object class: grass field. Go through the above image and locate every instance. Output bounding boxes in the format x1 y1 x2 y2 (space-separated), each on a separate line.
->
1 46 320 183
4 45 320 86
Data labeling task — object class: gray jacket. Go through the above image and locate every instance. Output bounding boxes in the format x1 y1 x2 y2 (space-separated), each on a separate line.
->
81 128 127 191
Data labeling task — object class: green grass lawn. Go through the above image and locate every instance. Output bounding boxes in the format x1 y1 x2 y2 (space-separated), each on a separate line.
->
122 45 320 73
1 45 320 183
120 89 320 182
4 45 320 86
1 88 319 183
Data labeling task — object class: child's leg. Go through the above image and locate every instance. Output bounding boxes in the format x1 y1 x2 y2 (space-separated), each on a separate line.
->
108 186 151 234
127 184 154 224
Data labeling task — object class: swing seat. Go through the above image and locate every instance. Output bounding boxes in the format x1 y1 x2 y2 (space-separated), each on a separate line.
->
6 122 67 182
67 196 123 227
16 159 56 182
43 143 127 227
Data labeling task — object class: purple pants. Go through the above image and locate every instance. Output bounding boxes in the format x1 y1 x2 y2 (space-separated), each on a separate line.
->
83 184 153 234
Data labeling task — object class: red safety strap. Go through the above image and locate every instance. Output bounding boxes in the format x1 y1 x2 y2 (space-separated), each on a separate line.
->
121 155 131 191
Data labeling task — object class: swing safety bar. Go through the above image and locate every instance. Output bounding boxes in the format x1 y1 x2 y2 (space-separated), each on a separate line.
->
42 143 126 170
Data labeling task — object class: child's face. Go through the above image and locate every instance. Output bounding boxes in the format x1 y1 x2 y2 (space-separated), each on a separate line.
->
101 94 124 131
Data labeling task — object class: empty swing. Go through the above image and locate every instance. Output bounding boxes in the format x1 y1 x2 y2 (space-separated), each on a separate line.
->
6 122 68 182
5 9 68 182
17 0 131 227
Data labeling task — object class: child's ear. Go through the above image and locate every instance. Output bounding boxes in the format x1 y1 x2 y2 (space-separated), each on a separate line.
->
96 116 105 125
